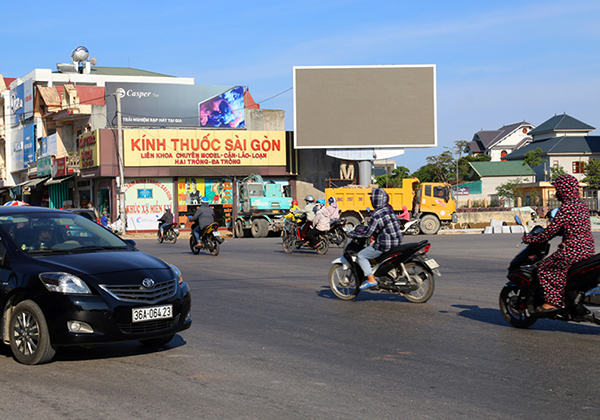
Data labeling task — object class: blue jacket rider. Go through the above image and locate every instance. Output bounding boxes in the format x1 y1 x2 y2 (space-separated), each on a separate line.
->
351 188 403 289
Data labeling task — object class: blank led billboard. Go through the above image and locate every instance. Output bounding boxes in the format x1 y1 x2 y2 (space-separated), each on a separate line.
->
293 65 436 149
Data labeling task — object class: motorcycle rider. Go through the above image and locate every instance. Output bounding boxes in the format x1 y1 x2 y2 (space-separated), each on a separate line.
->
522 174 595 314
398 205 410 229
351 188 403 289
306 199 330 248
191 196 216 246
298 195 317 240
157 205 174 240
325 196 340 221
285 199 302 223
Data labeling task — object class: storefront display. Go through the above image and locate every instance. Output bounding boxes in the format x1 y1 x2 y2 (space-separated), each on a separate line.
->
177 177 233 228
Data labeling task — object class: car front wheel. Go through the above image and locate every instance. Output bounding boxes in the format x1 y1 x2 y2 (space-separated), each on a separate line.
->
9 300 56 365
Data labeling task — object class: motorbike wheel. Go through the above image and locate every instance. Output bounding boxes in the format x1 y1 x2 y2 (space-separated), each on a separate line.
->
329 263 360 300
408 225 420 236
189 235 200 255
169 231 177 244
282 235 295 253
499 285 537 328
316 238 329 255
208 237 220 256
335 228 348 248
402 262 435 303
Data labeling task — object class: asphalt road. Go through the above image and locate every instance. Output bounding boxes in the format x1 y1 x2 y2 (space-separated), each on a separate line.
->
2 232 600 420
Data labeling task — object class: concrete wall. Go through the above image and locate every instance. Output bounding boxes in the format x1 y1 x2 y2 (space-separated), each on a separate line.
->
294 149 344 202
456 210 533 225
245 109 285 131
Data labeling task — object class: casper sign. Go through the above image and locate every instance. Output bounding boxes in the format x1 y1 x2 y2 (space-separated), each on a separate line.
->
123 129 286 167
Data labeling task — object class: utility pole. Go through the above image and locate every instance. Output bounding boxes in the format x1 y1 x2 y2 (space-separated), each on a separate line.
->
116 91 126 235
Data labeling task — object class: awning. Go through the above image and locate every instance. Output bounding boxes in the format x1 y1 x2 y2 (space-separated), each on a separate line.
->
45 175 74 185
15 177 49 187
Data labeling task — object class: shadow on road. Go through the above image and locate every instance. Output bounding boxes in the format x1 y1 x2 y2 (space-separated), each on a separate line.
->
54 335 187 363
317 286 409 302
453 304 600 335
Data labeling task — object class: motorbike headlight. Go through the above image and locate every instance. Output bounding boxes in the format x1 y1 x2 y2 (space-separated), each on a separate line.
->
168 263 183 285
39 272 92 295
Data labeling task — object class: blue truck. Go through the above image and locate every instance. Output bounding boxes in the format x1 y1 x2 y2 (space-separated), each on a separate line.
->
234 175 293 238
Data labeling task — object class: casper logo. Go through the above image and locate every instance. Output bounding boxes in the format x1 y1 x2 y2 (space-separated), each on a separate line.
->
117 88 156 99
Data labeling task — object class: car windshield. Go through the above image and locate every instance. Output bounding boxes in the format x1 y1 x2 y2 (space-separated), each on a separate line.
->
0 212 129 254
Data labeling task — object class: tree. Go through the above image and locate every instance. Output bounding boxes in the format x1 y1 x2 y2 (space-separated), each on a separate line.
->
411 164 442 183
583 159 600 188
523 147 543 168
425 151 454 183
460 154 491 182
496 178 525 205
375 166 411 188
548 165 567 181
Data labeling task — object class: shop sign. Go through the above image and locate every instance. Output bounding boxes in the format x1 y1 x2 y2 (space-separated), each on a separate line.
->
123 178 174 231
52 157 67 178
38 156 52 176
78 130 100 169
123 129 286 167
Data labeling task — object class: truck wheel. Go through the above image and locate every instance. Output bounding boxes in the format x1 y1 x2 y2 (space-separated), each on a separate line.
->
235 220 246 238
251 219 268 238
344 216 360 230
419 215 440 235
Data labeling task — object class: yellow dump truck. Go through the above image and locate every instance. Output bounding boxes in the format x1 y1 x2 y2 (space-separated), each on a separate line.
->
324 178 458 235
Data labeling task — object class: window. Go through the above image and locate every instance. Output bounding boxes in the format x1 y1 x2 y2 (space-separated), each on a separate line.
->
573 161 586 174
424 185 431 197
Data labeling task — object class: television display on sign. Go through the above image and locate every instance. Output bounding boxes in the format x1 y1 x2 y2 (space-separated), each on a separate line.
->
137 189 153 199
293 65 437 149
199 86 245 128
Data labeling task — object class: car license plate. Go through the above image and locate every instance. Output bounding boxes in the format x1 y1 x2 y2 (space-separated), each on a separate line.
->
424 258 439 269
213 230 221 237
132 305 172 323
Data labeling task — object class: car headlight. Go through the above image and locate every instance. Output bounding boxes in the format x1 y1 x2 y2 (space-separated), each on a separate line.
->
39 272 92 295
168 263 183 285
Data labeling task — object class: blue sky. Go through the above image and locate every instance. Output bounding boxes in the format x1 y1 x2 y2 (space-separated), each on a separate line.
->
1 0 599 172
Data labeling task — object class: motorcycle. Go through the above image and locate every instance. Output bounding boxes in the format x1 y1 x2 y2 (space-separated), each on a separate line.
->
329 225 439 302
282 213 329 255
499 215 600 329
157 222 179 244
399 217 421 236
189 221 223 256
326 218 349 247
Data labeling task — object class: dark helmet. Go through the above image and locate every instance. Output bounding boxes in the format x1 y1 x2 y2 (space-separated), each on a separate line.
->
328 197 336 204
304 195 315 203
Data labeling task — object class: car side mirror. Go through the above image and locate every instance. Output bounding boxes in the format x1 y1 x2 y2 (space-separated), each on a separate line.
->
124 239 137 248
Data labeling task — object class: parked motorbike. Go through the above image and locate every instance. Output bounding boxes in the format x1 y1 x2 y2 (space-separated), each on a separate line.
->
329 225 439 301
189 221 223 256
499 215 600 329
157 222 179 244
326 218 349 247
282 213 329 255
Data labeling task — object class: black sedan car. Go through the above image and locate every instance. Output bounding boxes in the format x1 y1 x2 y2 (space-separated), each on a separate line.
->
0 206 191 364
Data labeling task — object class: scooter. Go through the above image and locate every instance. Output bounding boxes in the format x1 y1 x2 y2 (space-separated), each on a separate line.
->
328 225 439 302
282 213 329 255
189 221 223 256
157 222 179 244
399 216 421 236
326 218 349 247
499 214 600 328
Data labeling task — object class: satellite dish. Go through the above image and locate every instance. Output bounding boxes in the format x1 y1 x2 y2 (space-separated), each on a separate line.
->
71 46 89 62
90 57 97 66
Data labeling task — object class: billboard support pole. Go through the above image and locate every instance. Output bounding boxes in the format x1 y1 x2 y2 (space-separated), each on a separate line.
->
358 160 372 187
116 92 126 236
